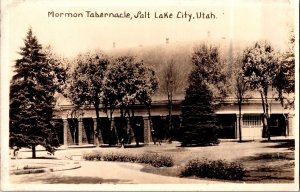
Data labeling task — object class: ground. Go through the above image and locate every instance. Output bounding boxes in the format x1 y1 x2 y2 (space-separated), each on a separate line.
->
9 139 295 184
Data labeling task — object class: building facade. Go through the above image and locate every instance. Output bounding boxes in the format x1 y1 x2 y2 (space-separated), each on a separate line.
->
53 97 295 147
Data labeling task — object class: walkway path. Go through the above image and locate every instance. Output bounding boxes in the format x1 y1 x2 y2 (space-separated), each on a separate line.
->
10 161 222 184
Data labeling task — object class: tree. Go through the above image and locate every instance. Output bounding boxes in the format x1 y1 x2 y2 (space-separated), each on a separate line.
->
272 28 295 136
43 45 69 94
242 41 280 141
231 55 249 142
191 44 228 101
10 28 66 158
160 59 183 141
103 56 158 146
66 51 109 146
273 27 295 109
180 80 219 146
66 108 84 145
179 43 221 146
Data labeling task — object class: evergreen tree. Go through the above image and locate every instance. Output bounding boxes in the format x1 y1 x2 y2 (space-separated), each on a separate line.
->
10 28 65 158
179 44 220 146
180 82 219 146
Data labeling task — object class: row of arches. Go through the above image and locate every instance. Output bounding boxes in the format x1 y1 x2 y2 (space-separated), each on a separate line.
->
52 113 288 146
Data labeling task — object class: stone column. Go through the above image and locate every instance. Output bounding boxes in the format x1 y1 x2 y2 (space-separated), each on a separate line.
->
63 119 69 146
287 113 294 136
78 119 83 146
143 116 151 145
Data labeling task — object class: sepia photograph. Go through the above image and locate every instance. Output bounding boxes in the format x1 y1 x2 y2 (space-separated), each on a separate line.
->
1 0 299 191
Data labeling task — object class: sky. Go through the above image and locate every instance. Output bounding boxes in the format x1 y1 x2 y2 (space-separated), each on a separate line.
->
0 0 297 83
3 0 295 60
2 0 296 106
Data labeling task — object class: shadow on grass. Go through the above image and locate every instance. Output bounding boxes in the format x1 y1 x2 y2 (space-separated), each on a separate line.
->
141 164 180 178
237 140 255 143
23 157 58 160
240 152 294 161
100 144 144 148
177 143 219 148
18 175 131 184
238 151 294 183
261 139 295 150
242 175 294 182
122 144 144 148
162 148 187 153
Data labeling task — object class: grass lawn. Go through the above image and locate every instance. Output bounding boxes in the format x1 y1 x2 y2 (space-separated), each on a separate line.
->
118 139 295 183
11 139 295 184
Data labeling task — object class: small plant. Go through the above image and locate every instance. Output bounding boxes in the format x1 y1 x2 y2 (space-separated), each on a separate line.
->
181 158 245 180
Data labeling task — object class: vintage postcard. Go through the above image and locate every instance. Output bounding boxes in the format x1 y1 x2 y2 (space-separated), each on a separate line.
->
1 0 299 191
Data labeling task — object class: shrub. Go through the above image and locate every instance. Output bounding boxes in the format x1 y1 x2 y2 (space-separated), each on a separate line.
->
181 158 245 180
83 151 102 161
137 153 174 167
23 165 46 169
102 153 138 162
82 151 174 168
13 169 46 175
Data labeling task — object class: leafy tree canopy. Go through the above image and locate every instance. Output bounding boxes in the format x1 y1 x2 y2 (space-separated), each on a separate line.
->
103 56 158 114
191 44 228 101
273 28 295 109
66 51 109 108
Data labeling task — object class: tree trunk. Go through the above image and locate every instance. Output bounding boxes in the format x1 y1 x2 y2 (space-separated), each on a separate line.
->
238 100 242 142
169 90 173 142
109 116 114 147
264 99 271 141
260 91 267 138
32 144 36 159
264 87 271 141
109 109 120 146
167 90 172 141
106 104 118 146
148 105 156 144
130 104 137 145
260 90 270 141
120 108 126 147
95 104 102 145
131 103 135 117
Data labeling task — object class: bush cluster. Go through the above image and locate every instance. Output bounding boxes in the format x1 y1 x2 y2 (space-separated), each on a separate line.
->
23 165 46 170
137 153 174 167
13 169 46 175
102 153 138 162
180 158 245 180
83 151 174 168
83 151 102 161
